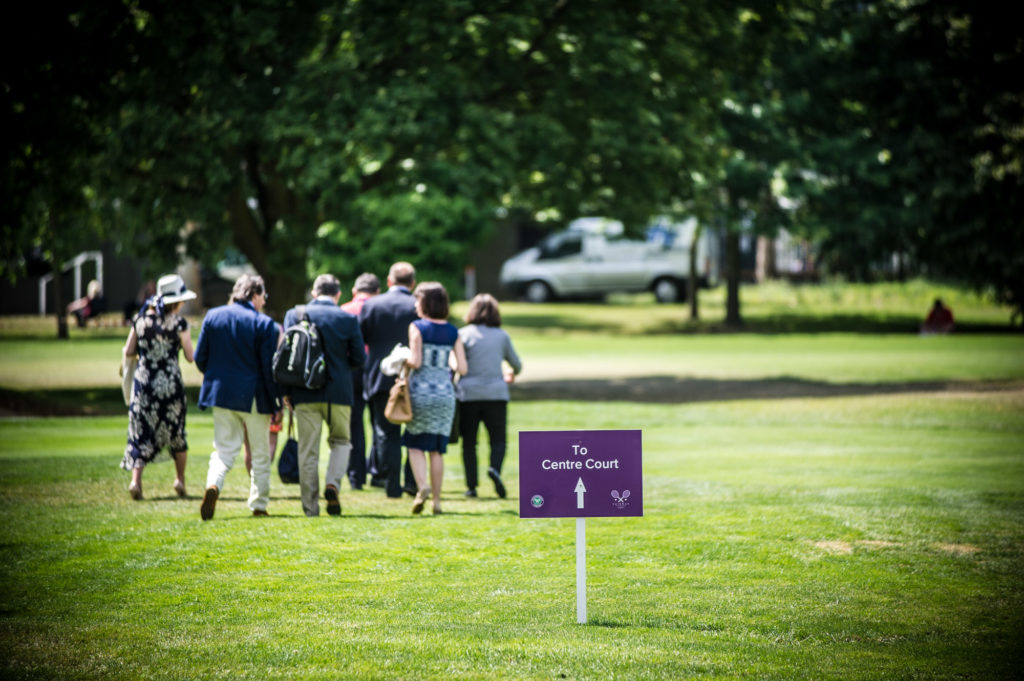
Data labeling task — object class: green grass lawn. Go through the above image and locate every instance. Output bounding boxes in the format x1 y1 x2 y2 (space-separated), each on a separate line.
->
1 391 1022 680
1 281 1022 679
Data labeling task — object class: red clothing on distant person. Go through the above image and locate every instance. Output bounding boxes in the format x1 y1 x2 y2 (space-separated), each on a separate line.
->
341 292 372 317
921 300 954 334
342 293 373 352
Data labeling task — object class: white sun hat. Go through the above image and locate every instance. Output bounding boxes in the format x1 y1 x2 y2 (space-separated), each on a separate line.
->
157 274 198 304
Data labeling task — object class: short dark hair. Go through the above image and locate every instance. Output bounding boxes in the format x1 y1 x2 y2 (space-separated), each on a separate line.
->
312 273 341 297
414 282 449 320
465 293 502 327
389 261 416 287
230 274 264 303
353 272 380 294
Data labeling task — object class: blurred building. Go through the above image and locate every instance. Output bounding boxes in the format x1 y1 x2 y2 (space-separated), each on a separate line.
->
0 242 146 318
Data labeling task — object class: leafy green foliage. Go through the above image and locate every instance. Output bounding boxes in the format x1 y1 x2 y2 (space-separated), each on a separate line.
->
7 1 1020 328
77 0 740 310
1 3 128 272
773 1 1024 313
312 192 494 295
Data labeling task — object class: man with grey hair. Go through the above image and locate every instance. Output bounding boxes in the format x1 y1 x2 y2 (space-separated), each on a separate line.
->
195 273 280 520
282 274 366 516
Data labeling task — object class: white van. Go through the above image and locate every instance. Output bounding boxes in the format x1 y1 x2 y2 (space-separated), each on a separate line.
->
499 217 719 303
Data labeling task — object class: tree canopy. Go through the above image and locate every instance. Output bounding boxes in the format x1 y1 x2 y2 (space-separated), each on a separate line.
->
6 0 737 310
774 0 1024 313
4 0 1022 323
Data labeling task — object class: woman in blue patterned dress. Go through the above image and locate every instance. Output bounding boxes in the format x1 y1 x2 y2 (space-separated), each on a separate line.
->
402 282 467 515
121 274 196 500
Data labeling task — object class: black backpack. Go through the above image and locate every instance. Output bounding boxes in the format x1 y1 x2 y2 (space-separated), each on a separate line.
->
273 305 328 390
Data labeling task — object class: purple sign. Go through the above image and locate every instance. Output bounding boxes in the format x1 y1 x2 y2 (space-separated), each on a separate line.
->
519 430 643 518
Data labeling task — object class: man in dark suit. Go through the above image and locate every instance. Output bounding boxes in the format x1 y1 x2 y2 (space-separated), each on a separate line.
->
195 274 281 520
340 272 380 490
359 261 418 498
282 274 366 516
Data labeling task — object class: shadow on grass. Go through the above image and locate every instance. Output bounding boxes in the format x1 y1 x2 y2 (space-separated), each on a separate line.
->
208 512 406 521
5 379 1021 416
511 376 1024 404
586 618 634 628
191 506 519 521
0 386 201 416
504 310 1021 335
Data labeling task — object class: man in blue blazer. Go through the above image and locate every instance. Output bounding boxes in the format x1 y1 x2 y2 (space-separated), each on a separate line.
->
359 261 419 498
282 274 366 517
195 274 281 520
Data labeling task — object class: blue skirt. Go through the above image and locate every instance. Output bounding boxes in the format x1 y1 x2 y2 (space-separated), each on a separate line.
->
402 431 451 454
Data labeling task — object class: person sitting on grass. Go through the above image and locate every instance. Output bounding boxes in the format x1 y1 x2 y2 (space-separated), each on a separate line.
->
67 280 106 328
920 298 955 335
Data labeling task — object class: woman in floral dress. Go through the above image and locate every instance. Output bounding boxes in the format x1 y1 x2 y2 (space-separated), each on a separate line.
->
121 274 196 499
402 282 467 515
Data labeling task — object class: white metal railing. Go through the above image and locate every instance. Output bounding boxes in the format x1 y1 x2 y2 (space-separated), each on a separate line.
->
38 251 104 315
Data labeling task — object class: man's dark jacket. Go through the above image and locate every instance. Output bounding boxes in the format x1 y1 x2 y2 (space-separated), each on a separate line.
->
195 300 279 413
359 286 418 399
282 298 366 406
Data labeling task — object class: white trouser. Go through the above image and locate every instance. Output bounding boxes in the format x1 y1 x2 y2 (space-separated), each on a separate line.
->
206 401 272 512
294 402 352 516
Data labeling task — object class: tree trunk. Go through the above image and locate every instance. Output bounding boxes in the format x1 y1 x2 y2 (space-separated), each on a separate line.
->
53 265 69 339
263 272 308 319
688 222 702 321
725 230 742 327
764 236 777 279
226 183 307 318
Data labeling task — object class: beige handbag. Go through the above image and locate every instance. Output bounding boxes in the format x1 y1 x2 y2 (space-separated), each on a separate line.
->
120 355 138 406
384 365 413 424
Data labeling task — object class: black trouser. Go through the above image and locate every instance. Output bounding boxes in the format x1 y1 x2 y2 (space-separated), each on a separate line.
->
346 373 368 488
368 392 407 498
459 400 508 490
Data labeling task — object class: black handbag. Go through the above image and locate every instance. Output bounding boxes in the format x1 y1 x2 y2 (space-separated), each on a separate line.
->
277 410 300 484
448 371 461 444
449 399 461 444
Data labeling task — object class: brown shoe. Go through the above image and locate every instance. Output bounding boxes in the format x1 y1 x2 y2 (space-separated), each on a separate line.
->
252 509 269 517
325 486 341 516
173 479 186 498
412 486 431 515
200 486 218 521
128 484 143 501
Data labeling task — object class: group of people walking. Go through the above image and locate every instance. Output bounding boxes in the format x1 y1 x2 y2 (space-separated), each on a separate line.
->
119 262 522 520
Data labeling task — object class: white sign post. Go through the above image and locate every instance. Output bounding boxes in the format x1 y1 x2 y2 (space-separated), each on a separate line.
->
577 517 587 623
519 430 643 626
574 476 587 621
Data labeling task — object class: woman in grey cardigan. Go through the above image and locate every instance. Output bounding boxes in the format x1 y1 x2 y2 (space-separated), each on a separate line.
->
456 294 523 498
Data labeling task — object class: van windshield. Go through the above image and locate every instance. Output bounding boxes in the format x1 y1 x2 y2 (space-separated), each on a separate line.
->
538 232 583 260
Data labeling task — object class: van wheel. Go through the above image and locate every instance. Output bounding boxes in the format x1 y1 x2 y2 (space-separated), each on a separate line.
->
653 278 684 303
524 281 553 303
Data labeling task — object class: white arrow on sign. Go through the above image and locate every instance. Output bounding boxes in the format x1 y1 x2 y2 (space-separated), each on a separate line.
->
574 477 587 509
